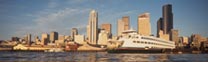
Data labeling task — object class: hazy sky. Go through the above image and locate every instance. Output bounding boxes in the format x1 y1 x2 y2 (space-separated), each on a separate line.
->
0 0 208 40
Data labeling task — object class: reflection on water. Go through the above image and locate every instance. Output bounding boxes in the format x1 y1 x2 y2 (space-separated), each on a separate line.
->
0 52 208 62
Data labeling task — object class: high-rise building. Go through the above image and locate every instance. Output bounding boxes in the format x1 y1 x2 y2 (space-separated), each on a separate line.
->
101 23 111 34
162 4 173 34
138 13 151 36
156 4 174 41
50 31 58 43
41 33 49 45
71 28 78 41
157 18 163 37
101 23 112 38
122 16 130 30
87 10 98 45
170 29 179 46
27 34 31 46
117 16 130 36
117 19 124 36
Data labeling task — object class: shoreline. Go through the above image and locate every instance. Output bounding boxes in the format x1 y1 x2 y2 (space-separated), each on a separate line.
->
0 48 207 54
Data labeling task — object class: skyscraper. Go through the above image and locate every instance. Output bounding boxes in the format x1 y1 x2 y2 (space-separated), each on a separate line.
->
87 10 98 45
27 34 31 46
101 23 111 34
117 16 130 36
50 31 58 43
157 4 174 41
71 28 78 41
157 17 163 37
170 29 179 46
101 23 112 38
138 13 151 36
122 16 130 30
41 33 49 45
117 19 124 36
163 4 173 34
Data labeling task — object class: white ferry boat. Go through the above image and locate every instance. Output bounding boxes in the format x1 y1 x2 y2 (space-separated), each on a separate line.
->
109 29 175 53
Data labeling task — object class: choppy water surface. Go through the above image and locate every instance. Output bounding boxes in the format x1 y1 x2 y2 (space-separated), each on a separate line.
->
0 52 208 62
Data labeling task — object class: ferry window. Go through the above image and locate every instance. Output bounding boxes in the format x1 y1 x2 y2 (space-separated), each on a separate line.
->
137 41 140 43
133 41 136 43
129 35 131 38
145 42 147 44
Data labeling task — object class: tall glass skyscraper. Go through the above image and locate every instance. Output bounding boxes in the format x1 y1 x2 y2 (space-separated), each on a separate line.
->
87 10 98 45
163 4 173 34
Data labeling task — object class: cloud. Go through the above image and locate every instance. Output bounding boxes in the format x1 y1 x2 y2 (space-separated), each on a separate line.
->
14 8 91 38
48 0 58 8
67 0 88 4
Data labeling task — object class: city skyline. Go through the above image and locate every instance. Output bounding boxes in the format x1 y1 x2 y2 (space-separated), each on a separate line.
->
0 0 208 40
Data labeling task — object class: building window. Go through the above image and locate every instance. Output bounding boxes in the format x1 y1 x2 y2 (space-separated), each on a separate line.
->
141 41 144 44
137 41 140 43
133 41 136 43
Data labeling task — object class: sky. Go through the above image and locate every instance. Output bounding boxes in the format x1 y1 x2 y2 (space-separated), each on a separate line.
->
0 0 208 40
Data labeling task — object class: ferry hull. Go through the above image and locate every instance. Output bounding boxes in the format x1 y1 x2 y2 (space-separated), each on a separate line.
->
108 47 164 53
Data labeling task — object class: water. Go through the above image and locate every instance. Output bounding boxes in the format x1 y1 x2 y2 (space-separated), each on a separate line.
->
0 52 208 62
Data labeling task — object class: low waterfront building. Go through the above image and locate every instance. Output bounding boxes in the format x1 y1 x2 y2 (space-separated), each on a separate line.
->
158 30 170 41
98 30 109 46
11 37 20 41
59 35 65 41
77 43 106 51
74 35 85 45
190 34 207 50
35 36 41 45
55 40 65 46
13 44 28 50
56 35 65 46
13 44 63 51
64 36 70 41
180 36 189 46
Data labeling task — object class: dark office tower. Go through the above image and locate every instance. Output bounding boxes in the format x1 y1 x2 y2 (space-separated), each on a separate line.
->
157 17 163 37
50 31 58 43
162 4 173 34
